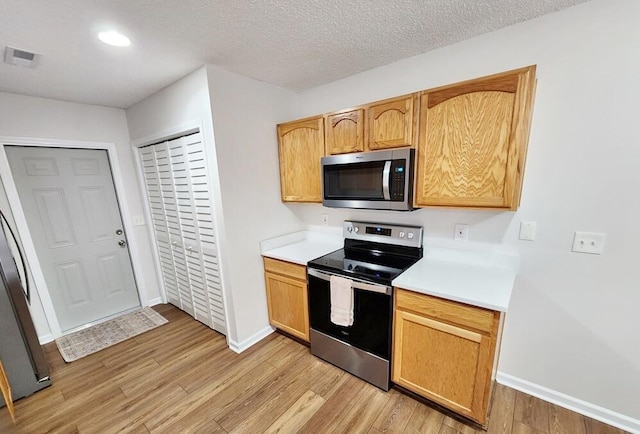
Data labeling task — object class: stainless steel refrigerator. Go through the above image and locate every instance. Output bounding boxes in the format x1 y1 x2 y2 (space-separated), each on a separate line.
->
0 212 51 408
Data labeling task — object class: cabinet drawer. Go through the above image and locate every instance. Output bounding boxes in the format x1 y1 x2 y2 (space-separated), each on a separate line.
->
263 257 306 281
395 288 496 334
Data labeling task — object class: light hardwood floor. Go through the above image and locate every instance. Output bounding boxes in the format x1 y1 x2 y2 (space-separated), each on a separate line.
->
0 305 628 434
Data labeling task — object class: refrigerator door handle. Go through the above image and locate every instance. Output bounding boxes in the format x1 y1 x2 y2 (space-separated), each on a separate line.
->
0 209 30 304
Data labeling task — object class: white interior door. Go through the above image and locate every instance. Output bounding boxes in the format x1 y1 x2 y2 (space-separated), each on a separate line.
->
6 146 140 332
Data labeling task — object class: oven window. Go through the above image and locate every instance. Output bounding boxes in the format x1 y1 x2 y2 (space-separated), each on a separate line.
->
308 274 392 360
323 161 385 200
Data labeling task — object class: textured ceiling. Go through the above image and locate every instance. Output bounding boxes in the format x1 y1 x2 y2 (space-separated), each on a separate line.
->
0 0 590 108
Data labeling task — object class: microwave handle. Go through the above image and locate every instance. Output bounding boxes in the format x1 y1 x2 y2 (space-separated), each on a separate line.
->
382 161 391 200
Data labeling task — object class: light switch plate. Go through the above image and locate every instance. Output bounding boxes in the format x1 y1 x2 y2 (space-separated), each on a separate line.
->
572 231 605 255
519 221 537 241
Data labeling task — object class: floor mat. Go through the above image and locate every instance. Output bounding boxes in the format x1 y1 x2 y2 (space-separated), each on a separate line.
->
55 307 168 362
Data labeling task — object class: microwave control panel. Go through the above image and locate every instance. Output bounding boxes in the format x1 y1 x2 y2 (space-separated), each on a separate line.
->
390 160 406 201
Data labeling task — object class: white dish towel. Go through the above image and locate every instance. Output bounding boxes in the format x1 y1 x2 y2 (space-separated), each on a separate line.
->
330 275 354 327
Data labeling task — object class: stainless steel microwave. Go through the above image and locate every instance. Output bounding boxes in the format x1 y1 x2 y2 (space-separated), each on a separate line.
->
321 149 415 211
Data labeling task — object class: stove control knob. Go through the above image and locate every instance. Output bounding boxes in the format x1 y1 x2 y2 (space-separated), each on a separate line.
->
407 232 414 239
399 231 406 238
346 226 353 233
353 226 359 233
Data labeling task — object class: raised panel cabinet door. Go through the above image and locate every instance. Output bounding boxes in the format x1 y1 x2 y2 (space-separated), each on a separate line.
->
277 116 324 202
392 309 495 424
415 66 536 209
264 271 309 342
366 94 418 150
326 109 364 154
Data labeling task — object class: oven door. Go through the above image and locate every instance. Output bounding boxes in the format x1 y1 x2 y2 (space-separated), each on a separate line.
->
307 268 392 360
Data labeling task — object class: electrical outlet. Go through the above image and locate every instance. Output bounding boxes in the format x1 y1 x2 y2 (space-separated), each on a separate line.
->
133 215 145 226
572 232 605 255
321 214 329 226
454 224 468 242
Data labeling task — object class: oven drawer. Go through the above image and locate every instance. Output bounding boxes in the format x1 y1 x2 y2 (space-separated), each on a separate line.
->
395 288 495 334
263 257 306 280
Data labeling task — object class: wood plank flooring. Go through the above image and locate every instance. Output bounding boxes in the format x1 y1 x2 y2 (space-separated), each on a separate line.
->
0 305 629 434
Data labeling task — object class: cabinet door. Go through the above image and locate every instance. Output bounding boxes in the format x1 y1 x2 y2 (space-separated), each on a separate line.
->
326 109 364 154
415 66 536 209
392 309 495 423
277 117 324 202
366 94 418 150
264 271 309 342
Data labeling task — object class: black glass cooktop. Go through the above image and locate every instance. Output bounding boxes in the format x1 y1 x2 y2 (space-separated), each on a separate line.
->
307 240 422 285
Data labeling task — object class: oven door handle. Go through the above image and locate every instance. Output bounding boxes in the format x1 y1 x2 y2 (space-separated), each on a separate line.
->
307 268 392 295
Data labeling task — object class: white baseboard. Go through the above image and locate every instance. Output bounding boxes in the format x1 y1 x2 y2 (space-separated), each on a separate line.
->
497 372 640 434
38 333 54 345
227 326 275 354
146 297 163 306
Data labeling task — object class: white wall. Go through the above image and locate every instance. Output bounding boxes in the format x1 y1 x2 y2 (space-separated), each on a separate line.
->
0 91 160 340
206 65 301 346
288 0 640 427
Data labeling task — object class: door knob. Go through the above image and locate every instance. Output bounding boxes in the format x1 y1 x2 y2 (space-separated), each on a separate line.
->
118 240 127 247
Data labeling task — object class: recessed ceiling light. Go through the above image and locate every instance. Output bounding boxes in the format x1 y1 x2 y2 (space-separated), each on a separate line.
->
98 31 131 47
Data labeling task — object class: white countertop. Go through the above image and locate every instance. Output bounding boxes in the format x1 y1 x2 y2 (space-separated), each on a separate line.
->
260 230 343 265
261 230 518 312
392 246 518 312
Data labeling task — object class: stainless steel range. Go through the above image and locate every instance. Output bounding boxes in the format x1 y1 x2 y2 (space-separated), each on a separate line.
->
307 220 423 391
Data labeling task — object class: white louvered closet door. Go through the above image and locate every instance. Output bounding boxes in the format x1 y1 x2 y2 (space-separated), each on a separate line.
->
158 141 195 317
184 136 226 334
139 146 180 307
167 135 212 328
139 132 226 334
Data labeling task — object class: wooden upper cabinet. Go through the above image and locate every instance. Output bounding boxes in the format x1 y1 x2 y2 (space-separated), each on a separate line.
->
414 66 536 210
277 116 325 202
366 94 419 151
326 109 365 155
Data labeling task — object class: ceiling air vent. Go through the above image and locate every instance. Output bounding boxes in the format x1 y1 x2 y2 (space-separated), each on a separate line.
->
4 46 40 68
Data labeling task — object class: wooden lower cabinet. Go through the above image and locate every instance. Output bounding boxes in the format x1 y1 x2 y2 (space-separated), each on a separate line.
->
263 257 309 342
392 288 502 425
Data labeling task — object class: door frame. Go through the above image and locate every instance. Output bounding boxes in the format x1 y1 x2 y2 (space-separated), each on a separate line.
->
0 136 148 339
